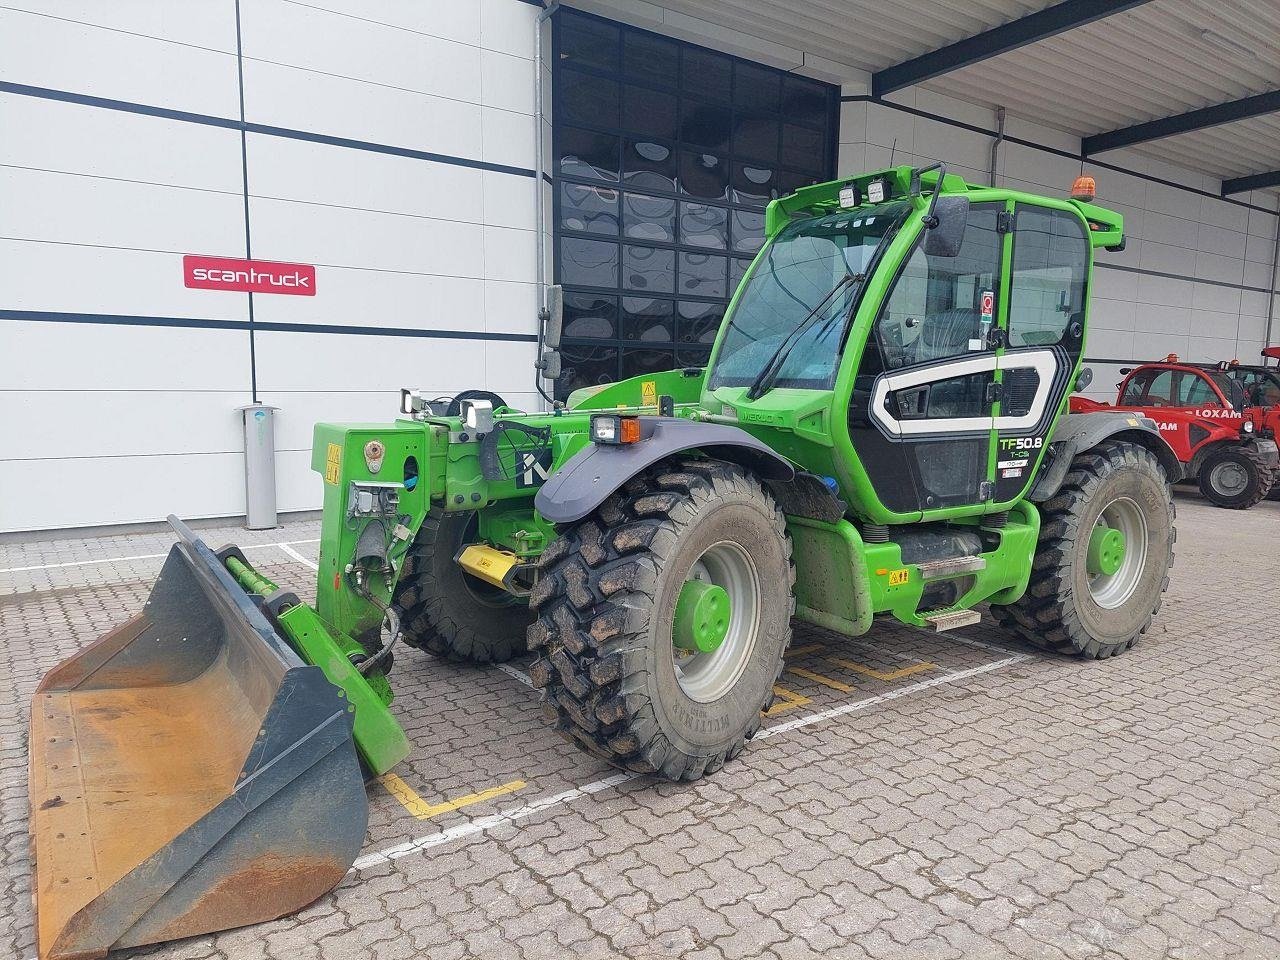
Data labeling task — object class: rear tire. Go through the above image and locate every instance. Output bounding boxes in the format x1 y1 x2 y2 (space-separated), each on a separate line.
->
993 441 1174 659
393 510 532 663
527 458 794 781
1196 446 1274 509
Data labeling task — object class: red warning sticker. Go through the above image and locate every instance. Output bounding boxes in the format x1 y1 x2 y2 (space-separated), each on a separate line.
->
980 290 995 319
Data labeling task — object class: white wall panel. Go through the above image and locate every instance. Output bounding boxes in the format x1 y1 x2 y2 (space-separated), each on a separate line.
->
1 391 244 460
247 197 485 277
484 280 538 336
481 50 535 117
0 8 239 118
0 453 246 531
252 330 486 393
0 241 250 321
0 321 251 392
482 226 538 284
1 1 239 53
484 340 540 395
275 448 323 514
274 0 481 46
481 105 537 170
246 134 485 224
0 95 244 192
241 59 484 161
1 167 247 255
482 169 539 232
241 0 482 104
481 0 538 58
250 267 486 331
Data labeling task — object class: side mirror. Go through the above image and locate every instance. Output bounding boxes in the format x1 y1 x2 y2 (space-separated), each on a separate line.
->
922 195 969 258
538 284 564 380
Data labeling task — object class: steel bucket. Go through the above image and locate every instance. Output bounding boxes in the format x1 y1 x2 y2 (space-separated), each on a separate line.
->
28 519 368 960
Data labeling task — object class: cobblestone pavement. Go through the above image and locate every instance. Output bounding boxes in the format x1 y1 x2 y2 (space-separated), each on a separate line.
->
3 493 1278 960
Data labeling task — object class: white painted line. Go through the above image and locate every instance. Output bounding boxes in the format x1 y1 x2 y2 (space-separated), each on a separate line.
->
276 543 319 571
945 629 1024 657
757 654 1028 739
495 663 533 687
0 539 320 574
352 772 634 870
0 551 169 572
350 651 1027 872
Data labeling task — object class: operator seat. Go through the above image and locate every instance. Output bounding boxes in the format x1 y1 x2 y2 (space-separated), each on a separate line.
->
911 307 982 362
910 308 983 416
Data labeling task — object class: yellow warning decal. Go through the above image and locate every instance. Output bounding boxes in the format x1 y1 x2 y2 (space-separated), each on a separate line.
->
887 568 909 586
641 379 658 407
325 442 342 484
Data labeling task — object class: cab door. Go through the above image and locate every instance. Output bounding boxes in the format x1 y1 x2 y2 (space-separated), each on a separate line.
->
991 202 1090 503
849 202 1006 515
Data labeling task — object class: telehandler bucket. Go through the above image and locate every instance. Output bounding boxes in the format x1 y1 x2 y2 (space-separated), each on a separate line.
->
29 518 368 960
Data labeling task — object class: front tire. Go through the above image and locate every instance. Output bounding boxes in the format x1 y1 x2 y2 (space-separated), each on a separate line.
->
393 510 532 663
528 458 794 781
1197 446 1274 509
993 441 1174 659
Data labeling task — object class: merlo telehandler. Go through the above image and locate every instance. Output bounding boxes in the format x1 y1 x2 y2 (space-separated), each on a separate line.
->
27 165 1179 960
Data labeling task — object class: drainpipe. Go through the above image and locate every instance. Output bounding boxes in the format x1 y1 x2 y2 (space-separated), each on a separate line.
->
1267 208 1280 349
533 0 560 406
988 106 1006 187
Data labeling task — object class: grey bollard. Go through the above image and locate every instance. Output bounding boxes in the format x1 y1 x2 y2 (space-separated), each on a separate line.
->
239 403 279 529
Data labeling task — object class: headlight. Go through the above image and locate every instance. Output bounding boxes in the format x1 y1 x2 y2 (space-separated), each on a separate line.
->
866 178 888 204
1242 420 1255 434
590 415 641 445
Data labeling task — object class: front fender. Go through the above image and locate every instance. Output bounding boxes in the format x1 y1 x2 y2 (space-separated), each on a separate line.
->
1030 411 1182 501
534 417 794 524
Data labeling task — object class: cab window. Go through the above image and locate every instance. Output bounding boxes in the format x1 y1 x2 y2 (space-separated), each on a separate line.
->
1178 372 1224 407
1008 206 1088 348
865 203 1003 376
1120 369 1175 406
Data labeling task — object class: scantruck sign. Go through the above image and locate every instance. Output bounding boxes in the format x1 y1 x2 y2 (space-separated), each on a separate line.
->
183 255 316 296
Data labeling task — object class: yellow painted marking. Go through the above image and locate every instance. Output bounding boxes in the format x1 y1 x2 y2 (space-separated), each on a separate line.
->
826 657 935 682
764 684 811 717
379 774 527 820
783 643 824 659
786 666 855 693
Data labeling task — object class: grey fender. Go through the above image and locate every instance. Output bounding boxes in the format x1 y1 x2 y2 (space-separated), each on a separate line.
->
534 417 795 524
1029 411 1183 502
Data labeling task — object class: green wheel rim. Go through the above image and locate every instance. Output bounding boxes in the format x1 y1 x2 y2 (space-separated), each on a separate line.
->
1086 497 1147 609
1087 525 1126 577
673 579 731 654
671 541 760 703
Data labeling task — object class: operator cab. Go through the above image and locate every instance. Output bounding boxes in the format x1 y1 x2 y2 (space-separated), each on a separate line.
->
703 165 1115 522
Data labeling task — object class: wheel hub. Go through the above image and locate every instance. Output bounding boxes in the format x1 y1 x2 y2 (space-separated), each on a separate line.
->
1085 496 1148 610
671 541 760 703
673 579 731 654
1087 526 1126 577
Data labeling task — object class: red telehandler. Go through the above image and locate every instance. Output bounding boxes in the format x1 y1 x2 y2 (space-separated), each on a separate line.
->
1071 355 1279 508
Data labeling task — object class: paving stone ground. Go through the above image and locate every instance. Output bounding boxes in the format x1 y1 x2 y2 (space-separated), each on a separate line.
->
2 491 1278 960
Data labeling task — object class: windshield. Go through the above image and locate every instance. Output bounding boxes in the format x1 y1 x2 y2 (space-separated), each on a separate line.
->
707 201 910 391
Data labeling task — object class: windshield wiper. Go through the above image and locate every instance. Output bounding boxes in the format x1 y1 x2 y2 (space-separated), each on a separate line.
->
745 272 859 401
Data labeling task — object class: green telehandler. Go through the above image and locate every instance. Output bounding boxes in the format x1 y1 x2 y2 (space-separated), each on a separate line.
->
28 165 1179 960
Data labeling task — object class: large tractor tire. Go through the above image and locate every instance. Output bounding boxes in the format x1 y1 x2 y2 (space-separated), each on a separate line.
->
1196 446 1274 509
528 458 794 781
393 509 532 663
993 440 1174 659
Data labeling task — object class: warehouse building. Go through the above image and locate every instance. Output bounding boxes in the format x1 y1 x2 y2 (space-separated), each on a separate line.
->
2 0 1277 531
